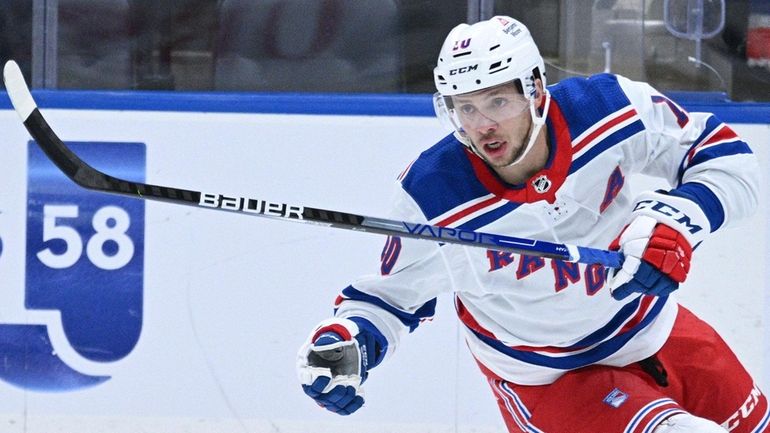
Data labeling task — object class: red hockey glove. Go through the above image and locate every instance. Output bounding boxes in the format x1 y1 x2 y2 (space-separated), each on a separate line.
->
608 191 709 300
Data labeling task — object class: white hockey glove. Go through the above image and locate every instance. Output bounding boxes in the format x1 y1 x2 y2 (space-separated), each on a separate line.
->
608 190 710 300
297 317 384 415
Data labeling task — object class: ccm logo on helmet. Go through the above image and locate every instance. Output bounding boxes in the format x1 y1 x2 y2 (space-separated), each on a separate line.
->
450 65 479 75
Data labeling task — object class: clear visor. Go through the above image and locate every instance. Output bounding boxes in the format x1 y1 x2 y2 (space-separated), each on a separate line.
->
439 80 531 138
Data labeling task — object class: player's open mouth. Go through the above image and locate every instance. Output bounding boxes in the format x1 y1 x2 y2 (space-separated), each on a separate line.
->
484 141 506 154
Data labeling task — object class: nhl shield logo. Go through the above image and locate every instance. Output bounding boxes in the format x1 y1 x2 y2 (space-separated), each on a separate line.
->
532 175 552 194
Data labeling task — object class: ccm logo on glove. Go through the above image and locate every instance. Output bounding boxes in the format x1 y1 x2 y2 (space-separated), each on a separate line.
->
632 199 703 235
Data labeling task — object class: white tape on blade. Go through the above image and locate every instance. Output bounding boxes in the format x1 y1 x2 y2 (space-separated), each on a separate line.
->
3 60 37 121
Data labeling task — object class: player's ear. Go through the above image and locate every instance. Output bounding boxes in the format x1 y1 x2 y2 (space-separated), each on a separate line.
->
533 78 545 104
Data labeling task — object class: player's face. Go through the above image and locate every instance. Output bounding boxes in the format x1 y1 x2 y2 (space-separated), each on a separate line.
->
451 83 533 167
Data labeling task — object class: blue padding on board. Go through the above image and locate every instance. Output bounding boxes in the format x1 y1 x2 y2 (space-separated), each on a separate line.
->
666 91 729 103
0 90 435 117
0 89 768 123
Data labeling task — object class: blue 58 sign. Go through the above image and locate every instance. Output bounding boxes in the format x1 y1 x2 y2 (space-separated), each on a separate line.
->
35 204 135 271
0 141 145 391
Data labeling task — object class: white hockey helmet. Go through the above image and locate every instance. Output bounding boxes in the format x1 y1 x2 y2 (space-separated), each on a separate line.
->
433 16 546 98
433 16 550 167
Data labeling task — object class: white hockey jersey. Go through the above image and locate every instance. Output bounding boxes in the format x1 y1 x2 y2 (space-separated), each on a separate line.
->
333 74 760 385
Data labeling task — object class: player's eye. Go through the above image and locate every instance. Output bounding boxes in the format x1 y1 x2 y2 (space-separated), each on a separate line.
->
458 104 476 115
491 97 508 108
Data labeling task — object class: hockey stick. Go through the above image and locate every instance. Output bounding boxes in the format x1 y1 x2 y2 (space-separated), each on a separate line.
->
3 60 623 268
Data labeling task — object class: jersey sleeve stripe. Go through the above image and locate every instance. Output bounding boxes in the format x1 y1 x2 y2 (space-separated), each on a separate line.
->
431 194 502 226
572 106 638 154
569 119 645 174
454 201 521 232
685 122 740 165
337 285 436 332
688 141 753 169
669 182 726 231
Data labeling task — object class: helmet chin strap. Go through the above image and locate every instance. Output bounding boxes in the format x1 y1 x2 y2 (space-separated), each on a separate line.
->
503 89 551 167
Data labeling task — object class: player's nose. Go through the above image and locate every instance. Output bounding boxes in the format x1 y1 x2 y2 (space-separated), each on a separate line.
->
472 113 498 135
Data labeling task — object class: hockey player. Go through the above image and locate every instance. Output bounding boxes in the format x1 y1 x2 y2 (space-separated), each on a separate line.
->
297 16 767 433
